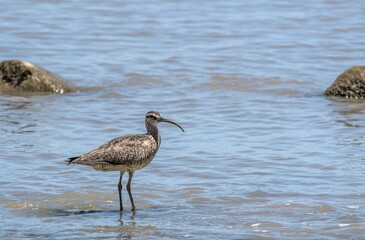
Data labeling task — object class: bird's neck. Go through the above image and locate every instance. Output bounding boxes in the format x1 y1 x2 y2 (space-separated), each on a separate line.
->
146 124 161 147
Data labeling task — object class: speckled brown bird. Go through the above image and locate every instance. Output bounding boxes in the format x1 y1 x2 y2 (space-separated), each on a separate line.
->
67 111 184 211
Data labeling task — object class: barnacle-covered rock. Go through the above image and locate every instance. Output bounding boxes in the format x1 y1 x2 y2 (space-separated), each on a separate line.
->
325 66 365 99
0 60 77 94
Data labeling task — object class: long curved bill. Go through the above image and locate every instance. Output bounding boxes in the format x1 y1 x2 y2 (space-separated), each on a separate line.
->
160 118 185 132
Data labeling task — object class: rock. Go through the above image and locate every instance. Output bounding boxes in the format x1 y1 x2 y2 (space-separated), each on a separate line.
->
0 60 78 93
325 66 365 99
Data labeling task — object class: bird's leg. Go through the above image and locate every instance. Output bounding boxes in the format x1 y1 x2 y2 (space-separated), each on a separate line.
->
126 171 135 211
118 171 125 211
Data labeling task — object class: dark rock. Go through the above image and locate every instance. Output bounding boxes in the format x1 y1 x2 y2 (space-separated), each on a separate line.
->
325 66 365 99
0 60 78 93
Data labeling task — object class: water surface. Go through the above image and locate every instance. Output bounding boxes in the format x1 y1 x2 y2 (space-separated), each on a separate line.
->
1 1 365 239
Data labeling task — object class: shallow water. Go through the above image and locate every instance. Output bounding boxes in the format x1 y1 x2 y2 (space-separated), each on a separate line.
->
1 1 365 239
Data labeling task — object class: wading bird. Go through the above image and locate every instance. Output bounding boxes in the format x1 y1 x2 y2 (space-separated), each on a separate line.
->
67 111 184 211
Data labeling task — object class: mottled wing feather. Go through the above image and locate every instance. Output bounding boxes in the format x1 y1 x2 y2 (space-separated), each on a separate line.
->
71 134 157 168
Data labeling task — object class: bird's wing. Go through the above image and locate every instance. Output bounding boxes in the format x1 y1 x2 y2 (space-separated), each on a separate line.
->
69 134 157 166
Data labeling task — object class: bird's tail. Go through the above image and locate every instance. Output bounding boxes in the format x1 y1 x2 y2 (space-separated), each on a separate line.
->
66 156 80 165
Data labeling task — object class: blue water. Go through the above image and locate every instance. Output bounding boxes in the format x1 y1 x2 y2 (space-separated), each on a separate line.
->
1 1 365 239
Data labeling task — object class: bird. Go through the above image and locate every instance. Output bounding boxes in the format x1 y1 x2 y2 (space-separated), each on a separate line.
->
66 111 184 211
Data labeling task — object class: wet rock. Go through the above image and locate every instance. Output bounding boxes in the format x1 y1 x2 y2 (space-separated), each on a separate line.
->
0 60 77 93
325 66 365 99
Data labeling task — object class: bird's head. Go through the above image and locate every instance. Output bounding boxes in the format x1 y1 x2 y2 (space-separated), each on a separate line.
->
145 111 184 132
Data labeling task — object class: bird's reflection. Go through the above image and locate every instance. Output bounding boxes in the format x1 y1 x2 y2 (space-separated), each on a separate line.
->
118 209 137 226
117 210 139 239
